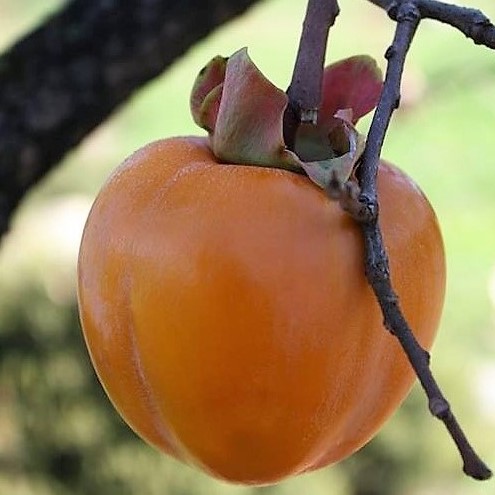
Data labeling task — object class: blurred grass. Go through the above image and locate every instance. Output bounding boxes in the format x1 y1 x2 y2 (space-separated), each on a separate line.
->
1 0 495 494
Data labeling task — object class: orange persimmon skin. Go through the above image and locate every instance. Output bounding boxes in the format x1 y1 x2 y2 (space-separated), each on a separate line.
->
77 136 445 485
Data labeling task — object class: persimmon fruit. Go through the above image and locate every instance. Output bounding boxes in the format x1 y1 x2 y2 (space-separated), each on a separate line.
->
77 51 446 485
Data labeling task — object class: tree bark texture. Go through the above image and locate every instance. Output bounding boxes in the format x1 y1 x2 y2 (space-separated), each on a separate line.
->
0 0 263 238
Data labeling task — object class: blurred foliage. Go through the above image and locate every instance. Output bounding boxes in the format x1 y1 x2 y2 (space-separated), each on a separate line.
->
1 0 495 494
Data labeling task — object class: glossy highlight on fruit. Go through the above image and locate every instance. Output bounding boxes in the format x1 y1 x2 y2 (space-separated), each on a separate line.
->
77 50 446 485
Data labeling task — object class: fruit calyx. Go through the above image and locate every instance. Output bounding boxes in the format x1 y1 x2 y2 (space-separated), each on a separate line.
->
190 48 383 191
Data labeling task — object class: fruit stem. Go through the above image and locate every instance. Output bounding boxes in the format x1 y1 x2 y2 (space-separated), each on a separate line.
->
357 1 492 481
283 0 340 150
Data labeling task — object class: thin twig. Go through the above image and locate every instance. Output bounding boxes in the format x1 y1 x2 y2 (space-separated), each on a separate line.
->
368 0 495 49
420 0 495 48
283 0 340 149
359 1 419 205
358 0 492 481
283 0 492 481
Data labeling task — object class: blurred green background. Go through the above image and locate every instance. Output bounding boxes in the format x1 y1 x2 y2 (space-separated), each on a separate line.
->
1 0 494 494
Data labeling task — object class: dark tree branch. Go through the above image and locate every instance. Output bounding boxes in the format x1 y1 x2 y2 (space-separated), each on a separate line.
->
368 0 495 49
283 0 340 149
357 0 492 481
0 0 263 240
